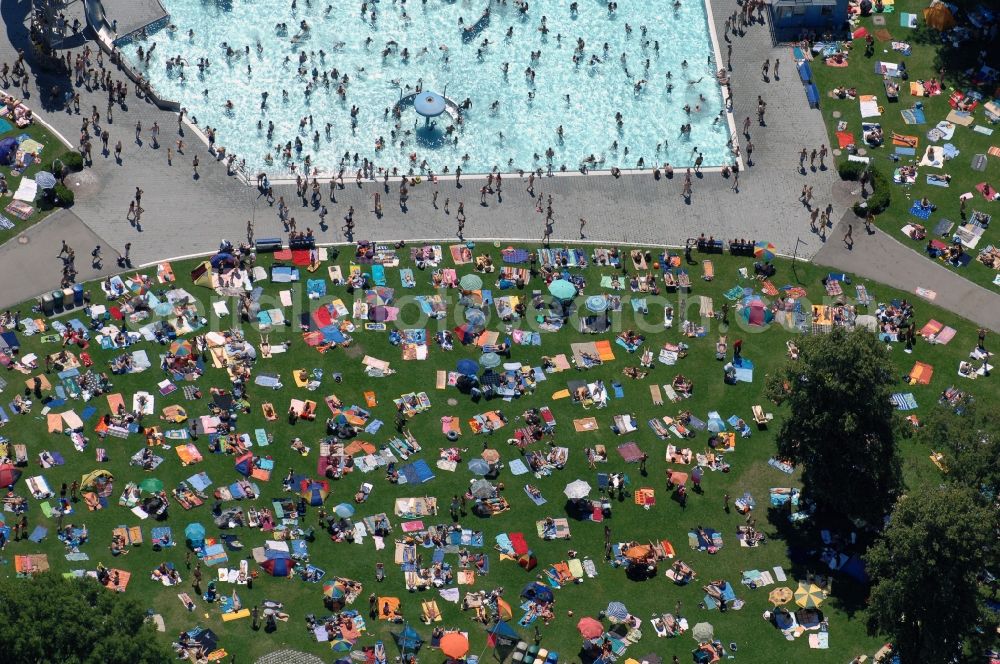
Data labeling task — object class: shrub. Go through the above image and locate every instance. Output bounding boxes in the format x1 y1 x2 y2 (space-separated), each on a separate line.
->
53 183 74 207
57 151 84 172
839 160 891 216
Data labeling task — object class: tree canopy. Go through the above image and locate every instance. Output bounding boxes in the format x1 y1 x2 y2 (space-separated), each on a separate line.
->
865 486 998 663
764 327 902 525
0 572 170 664
916 399 999 500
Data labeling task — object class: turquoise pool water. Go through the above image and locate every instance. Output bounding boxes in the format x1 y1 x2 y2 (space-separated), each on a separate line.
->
126 0 732 177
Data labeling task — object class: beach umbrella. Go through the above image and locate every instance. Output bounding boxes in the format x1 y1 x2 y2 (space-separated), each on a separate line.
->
479 352 502 368
80 469 113 490
464 308 487 326
323 582 345 599
470 479 495 499
459 274 483 291
753 241 777 261
692 622 714 643
520 583 554 603
301 480 329 506
331 639 353 653
0 463 22 487
169 340 193 356
467 458 490 476
334 502 355 518
794 582 825 608
548 279 577 300
564 479 592 500
34 171 57 189
585 295 608 313
457 359 478 376
768 587 793 605
440 632 470 659
184 522 205 544
481 448 500 464
139 477 164 493
576 617 604 640
666 470 688 486
605 602 629 621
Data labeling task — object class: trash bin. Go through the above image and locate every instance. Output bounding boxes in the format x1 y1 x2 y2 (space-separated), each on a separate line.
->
72 283 84 306
62 287 74 308
51 290 65 313
41 292 55 315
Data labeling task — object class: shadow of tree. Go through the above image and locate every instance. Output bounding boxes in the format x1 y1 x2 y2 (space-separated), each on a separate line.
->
2 0 74 116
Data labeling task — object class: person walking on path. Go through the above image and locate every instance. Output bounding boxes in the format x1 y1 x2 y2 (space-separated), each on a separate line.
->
773 58 780 79
58 240 70 258
192 155 199 177
864 210 875 234
843 224 853 249
743 116 751 137
731 171 739 192
457 215 465 240
819 144 828 169
799 148 808 173
579 217 586 239
746 141 753 166
91 245 102 269
761 58 769 80
134 120 142 143
114 140 122 162
804 186 813 208
432 189 439 209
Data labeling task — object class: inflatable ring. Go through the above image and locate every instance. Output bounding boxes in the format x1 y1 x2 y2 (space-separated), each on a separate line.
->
413 177 422 184
878 105 885 113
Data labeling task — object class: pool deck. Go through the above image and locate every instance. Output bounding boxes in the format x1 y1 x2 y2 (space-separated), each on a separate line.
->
1 0 999 328
100 0 168 41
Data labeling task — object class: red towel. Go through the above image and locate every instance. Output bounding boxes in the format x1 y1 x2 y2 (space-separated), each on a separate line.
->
291 249 312 266
509 532 529 556
836 131 855 149
312 306 334 329
273 248 293 261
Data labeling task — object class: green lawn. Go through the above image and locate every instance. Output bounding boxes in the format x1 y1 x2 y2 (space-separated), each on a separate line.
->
0 118 73 244
810 0 1000 291
1 243 994 663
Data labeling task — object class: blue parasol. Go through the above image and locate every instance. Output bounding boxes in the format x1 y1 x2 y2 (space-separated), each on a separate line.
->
585 295 608 312
548 279 577 300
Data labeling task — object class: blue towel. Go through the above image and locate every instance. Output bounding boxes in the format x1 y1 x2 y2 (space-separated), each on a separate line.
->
909 203 933 220
28 526 48 542
926 175 950 187
365 419 384 434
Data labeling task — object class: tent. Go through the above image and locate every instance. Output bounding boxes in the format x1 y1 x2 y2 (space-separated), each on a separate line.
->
234 452 254 477
210 252 237 271
521 582 554 603
0 138 17 166
393 625 423 652
184 523 206 549
487 620 520 649
80 469 113 491
923 2 955 30
261 556 296 577
300 479 330 506
470 479 496 499
0 463 22 488
190 261 214 287
741 296 773 327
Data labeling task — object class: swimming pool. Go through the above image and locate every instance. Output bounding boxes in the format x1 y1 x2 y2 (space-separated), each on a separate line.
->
126 0 733 177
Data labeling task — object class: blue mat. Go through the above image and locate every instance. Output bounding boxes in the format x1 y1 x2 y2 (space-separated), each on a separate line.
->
900 108 925 124
891 392 918 410
81 405 97 421
28 526 48 543
400 459 435 484
509 458 529 475
909 203 933 220
733 356 754 383
306 279 326 297
0 118 13 135
926 175 950 187
894 146 916 156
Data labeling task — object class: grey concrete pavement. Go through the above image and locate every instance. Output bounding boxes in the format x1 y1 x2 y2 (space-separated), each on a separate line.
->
0 209 121 309
815 211 1000 331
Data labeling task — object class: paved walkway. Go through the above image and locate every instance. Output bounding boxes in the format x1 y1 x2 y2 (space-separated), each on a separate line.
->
815 211 1000 330
2 0 998 329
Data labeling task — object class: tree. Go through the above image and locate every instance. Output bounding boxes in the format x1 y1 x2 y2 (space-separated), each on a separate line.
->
865 486 998 663
0 572 170 664
764 328 902 524
916 399 999 500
